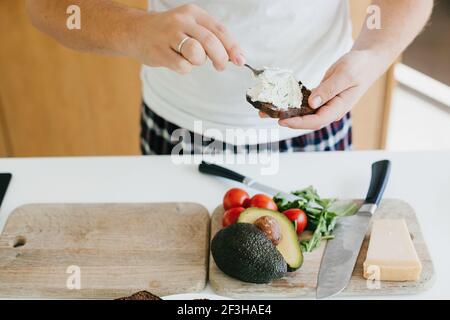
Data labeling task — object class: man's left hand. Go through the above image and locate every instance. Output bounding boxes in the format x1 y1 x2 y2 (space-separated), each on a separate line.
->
275 50 387 130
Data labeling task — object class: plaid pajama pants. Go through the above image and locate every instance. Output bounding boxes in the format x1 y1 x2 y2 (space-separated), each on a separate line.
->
140 102 352 155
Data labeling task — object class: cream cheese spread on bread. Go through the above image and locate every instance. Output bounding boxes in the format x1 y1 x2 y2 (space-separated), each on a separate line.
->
247 68 303 110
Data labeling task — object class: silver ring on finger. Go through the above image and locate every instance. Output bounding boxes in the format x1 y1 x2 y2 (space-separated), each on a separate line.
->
177 36 191 54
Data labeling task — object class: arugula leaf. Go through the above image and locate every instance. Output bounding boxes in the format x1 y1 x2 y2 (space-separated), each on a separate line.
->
274 187 358 252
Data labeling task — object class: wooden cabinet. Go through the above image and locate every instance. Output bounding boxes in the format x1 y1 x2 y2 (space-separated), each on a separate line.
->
0 0 393 157
0 0 146 157
0 114 9 157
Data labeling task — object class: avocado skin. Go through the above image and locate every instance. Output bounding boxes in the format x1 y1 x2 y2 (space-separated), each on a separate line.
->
211 223 287 284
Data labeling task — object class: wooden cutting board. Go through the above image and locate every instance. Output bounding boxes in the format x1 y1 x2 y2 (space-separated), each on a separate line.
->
209 199 435 298
0 203 210 299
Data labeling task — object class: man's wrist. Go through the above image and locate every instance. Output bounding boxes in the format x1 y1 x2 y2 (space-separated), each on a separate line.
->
350 47 395 73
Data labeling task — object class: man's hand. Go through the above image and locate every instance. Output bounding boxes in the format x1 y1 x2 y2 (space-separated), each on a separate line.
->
272 0 433 130
127 4 245 74
277 50 384 130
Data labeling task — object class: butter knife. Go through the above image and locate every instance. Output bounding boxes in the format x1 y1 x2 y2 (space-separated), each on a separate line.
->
316 160 391 299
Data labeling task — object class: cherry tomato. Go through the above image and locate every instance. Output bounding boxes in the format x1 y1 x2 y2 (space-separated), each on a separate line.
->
223 188 250 210
243 198 252 208
222 207 246 227
249 194 278 211
283 208 308 234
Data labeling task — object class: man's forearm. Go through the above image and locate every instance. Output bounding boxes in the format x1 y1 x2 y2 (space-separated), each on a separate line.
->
353 0 433 62
282 0 434 130
26 0 146 55
27 2 244 73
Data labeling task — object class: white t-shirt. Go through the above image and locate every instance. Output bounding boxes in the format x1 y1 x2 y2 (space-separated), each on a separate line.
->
142 0 353 144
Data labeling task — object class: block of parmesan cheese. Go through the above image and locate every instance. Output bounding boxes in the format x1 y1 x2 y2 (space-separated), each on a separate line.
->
363 219 422 281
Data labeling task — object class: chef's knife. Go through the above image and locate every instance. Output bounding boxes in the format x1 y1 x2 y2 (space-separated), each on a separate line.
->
198 161 299 202
316 160 391 299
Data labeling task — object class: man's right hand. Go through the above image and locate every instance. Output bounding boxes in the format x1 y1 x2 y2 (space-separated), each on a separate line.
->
127 4 245 74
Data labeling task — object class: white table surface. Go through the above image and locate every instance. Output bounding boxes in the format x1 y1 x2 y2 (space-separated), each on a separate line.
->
0 151 449 299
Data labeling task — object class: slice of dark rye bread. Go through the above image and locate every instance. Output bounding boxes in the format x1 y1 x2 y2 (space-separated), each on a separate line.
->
115 291 209 300
246 82 316 120
116 290 162 300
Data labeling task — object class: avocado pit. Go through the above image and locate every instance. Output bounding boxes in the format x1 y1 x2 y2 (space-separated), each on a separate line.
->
254 216 282 246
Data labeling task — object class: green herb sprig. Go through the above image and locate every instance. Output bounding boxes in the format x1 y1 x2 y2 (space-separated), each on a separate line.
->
274 186 359 252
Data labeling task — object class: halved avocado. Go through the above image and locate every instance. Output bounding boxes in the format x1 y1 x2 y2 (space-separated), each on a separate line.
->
238 208 303 270
211 223 287 284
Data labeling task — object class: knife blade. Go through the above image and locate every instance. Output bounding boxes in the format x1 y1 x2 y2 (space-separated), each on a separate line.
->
316 160 391 299
198 161 298 202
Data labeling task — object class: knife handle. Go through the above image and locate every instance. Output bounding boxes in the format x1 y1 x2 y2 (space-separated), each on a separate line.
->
198 161 246 183
365 160 391 205
0 173 12 209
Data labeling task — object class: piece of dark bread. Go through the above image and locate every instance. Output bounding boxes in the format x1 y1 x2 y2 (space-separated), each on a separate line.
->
116 290 162 300
246 82 316 120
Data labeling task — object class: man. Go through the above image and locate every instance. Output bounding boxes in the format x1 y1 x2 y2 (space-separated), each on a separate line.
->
26 0 433 154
